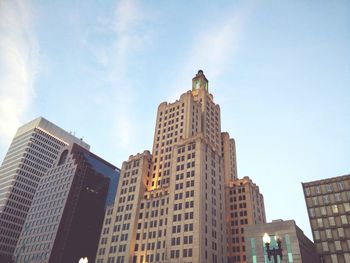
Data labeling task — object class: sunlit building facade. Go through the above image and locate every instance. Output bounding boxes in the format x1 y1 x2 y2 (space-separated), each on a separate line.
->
226 176 266 263
0 117 89 260
95 70 265 263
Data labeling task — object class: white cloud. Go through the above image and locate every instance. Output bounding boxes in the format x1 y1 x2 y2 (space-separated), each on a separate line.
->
0 1 38 153
108 0 150 156
169 5 253 101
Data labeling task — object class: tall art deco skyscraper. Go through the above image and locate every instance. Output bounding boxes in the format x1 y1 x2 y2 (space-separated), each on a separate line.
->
0 117 90 260
96 70 264 263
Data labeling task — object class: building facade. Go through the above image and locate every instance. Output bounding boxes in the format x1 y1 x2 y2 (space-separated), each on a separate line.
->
0 117 90 260
14 143 120 263
245 219 320 263
226 176 266 263
302 174 350 263
95 70 265 263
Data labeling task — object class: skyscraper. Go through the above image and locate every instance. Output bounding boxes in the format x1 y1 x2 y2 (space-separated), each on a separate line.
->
302 174 350 263
0 117 90 260
96 70 264 263
14 143 120 263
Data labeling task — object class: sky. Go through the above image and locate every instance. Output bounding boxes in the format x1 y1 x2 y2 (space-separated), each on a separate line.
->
0 0 349 240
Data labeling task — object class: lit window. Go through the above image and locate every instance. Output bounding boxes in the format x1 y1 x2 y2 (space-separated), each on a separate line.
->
344 203 350 212
332 205 339 214
341 215 348 224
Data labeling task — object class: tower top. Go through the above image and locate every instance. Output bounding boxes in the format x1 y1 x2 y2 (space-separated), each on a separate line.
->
192 70 208 92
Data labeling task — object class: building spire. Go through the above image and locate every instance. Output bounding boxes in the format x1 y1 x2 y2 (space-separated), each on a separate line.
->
192 69 209 92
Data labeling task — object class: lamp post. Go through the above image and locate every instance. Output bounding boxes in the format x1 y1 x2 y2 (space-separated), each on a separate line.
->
78 257 88 263
263 233 283 262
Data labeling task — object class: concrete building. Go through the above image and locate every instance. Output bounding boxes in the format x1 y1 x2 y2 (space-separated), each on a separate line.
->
95 70 265 263
0 117 89 260
14 143 120 263
245 220 320 263
302 174 350 263
226 176 266 263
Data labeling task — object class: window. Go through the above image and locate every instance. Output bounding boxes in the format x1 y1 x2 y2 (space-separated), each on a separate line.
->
321 207 327 216
314 230 320 240
317 218 323 227
338 181 344 190
323 195 329 204
305 188 311 196
344 203 350 212
341 215 348 224
329 217 335 226
311 186 319 195
332 205 339 214
335 193 342 202
326 229 332 239
338 228 344 237
322 242 329 252
312 197 318 206
326 184 333 192
309 208 315 217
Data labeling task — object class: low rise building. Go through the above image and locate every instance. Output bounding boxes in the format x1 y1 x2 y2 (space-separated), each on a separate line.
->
245 219 320 263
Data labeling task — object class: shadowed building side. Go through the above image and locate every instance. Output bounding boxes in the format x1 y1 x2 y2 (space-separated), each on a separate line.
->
14 143 120 263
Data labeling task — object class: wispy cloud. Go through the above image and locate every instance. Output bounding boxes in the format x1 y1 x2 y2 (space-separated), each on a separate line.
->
84 0 151 159
0 1 38 153
169 5 253 101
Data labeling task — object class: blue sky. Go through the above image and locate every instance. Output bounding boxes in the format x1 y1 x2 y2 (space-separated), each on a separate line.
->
0 0 349 240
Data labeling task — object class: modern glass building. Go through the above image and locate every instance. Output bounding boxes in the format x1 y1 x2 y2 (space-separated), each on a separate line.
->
14 143 120 263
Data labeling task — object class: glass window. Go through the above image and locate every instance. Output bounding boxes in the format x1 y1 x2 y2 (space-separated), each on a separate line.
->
337 228 344 238
341 215 348 224
313 197 318 206
332 205 339 214
309 208 315 217
326 184 333 192
321 207 327 216
334 241 342 250
322 242 329 252
323 195 330 204
329 217 336 226
314 231 320 240
344 203 350 212
335 193 342 202
305 188 311 196
326 229 332 239
316 186 321 194
337 181 344 190
331 254 339 263
317 218 323 227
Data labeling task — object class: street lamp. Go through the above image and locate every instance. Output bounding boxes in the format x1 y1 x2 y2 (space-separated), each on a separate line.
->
263 233 283 262
79 257 88 263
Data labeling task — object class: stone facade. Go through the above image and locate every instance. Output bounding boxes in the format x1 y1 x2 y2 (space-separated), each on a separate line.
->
226 176 266 263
